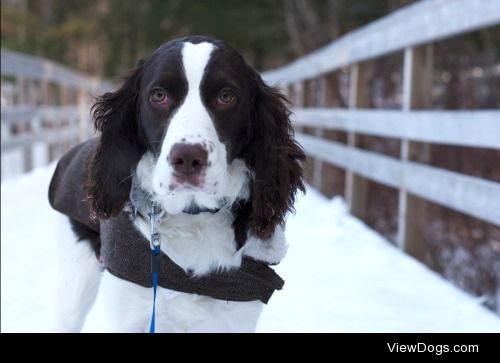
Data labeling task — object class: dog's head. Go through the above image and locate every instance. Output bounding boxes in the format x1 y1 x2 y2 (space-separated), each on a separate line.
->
88 36 305 245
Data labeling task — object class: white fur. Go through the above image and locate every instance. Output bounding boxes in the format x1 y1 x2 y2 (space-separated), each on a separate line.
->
54 216 102 332
243 226 288 265
135 209 242 275
139 151 250 216
153 41 239 214
100 270 263 332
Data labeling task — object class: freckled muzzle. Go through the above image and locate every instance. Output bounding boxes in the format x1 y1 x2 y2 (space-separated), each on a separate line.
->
168 143 208 187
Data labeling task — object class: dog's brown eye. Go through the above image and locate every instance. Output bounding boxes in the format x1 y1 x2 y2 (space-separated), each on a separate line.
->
216 89 236 106
151 88 168 105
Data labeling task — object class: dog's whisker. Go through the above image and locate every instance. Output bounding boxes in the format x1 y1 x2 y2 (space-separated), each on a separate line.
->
117 164 157 186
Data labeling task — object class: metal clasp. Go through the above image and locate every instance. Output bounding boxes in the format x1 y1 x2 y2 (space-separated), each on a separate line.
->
148 201 166 251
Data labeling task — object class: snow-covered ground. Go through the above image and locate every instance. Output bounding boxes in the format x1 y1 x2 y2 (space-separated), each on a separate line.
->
2 164 500 332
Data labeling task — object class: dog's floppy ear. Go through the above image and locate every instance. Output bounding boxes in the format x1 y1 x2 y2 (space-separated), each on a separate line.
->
243 73 306 241
87 63 146 219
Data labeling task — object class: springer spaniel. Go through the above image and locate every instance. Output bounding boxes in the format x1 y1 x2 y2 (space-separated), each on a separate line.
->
49 36 305 333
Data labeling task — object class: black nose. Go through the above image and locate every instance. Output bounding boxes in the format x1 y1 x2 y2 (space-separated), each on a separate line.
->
169 143 208 176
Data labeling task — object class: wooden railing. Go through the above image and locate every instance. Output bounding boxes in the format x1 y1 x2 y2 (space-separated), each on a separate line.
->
1 48 112 179
263 0 500 253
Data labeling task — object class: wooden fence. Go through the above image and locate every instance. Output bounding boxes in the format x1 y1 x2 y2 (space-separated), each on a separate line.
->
263 0 500 254
1 48 112 179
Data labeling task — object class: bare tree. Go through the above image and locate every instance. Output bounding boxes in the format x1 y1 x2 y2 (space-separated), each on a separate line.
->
282 0 330 55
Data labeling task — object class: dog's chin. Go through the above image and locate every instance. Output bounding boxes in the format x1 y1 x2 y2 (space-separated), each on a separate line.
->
156 187 225 215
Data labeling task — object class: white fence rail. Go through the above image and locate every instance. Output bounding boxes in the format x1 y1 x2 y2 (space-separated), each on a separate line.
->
1 49 112 91
297 133 500 226
262 0 500 254
292 109 500 149
1 48 112 179
264 0 500 85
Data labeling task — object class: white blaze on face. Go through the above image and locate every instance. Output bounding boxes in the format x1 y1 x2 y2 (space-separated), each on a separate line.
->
152 41 230 214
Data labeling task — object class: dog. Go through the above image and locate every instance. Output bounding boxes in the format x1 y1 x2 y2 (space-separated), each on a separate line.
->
49 36 305 332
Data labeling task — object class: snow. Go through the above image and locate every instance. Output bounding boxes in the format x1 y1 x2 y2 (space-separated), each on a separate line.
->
1 150 24 180
0 143 48 181
1 164 499 332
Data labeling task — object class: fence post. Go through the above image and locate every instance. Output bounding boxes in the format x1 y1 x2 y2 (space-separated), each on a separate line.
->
345 63 371 219
397 45 433 256
293 82 304 108
311 77 326 192
77 88 89 142
303 78 323 190
40 78 51 163
287 84 295 105
60 85 71 154
16 77 34 172
292 81 305 135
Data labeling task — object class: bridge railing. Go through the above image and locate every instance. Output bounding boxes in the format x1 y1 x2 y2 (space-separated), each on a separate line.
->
1 48 112 179
263 0 500 254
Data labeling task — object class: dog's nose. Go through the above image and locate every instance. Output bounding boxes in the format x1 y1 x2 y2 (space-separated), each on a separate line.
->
169 143 208 176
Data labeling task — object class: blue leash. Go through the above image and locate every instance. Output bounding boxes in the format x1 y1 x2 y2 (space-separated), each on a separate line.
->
149 246 160 333
148 201 165 334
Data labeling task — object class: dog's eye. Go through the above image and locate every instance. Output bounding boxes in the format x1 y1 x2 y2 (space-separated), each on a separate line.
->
216 89 236 106
151 88 168 105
